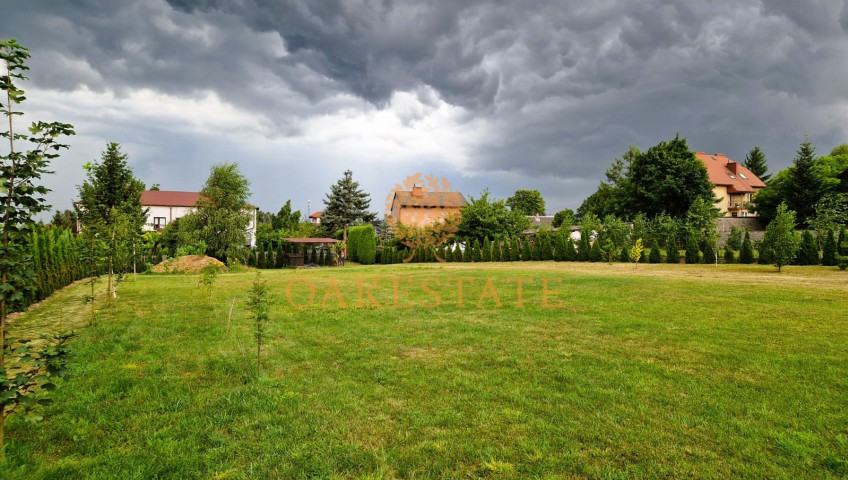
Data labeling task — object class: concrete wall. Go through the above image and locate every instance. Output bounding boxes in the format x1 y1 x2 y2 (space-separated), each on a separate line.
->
716 217 766 244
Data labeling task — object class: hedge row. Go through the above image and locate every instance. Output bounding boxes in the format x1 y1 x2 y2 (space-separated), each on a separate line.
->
347 225 376 265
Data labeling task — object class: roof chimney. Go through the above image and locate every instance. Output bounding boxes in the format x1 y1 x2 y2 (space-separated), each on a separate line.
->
411 185 423 197
727 160 738 174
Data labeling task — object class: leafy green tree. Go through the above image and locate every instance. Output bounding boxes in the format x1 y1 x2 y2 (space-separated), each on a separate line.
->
180 163 252 262
629 239 644 266
739 230 755 264
271 200 302 231
506 189 546 215
578 146 640 219
808 193 848 239
458 191 530 241
50 209 78 233
552 208 575 229
743 146 771 182
249 273 270 377
1 38 75 458
762 203 801 272
322 170 375 243
822 229 838 266
77 142 146 298
796 230 819 265
830 143 848 156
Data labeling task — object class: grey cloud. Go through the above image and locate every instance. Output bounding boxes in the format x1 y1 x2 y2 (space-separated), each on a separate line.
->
3 0 848 213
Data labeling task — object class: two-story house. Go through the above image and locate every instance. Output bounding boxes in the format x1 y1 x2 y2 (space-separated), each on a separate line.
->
388 186 467 227
141 190 258 247
695 152 766 217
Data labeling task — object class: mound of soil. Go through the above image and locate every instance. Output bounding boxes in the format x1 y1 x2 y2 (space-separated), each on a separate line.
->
151 255 227 274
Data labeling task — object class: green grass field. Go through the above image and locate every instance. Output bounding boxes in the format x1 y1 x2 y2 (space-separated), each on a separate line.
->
3 262 847 479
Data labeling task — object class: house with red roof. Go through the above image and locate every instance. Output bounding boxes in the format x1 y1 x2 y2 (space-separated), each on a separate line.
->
695 153 767 217
141 190 258 247
308 211 322 225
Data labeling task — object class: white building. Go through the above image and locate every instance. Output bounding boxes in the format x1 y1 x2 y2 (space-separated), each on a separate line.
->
141 190 258 247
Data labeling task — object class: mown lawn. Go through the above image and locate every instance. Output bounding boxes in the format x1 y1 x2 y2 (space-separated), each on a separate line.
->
3 262 847 479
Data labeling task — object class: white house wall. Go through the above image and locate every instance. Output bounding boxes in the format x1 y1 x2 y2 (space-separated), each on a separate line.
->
144 205 257 248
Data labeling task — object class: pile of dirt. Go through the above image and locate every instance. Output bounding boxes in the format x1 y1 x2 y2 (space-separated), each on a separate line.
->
151 255 227 274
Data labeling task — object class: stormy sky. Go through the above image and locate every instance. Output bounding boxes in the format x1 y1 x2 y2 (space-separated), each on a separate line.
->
3 0 848 219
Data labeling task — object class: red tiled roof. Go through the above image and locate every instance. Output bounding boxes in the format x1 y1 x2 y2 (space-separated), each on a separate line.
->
309 211 322 218
140 190 201 207
391 191 468 208
695 152 766 194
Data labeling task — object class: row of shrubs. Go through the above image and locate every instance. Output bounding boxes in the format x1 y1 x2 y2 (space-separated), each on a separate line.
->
20 226 103 313
375 226 848 267
247 242 335 268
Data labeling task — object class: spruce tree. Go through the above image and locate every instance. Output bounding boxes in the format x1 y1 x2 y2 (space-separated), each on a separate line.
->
797 230 819 265
785 139 823 226
740 230 755 264
666 236 680 264
685 231 700 264
822 229 838 266
743 146 771 182
724 248 735 264
322 170 376 244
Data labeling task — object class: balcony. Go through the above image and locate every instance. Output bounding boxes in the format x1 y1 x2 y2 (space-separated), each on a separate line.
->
727 202 744 211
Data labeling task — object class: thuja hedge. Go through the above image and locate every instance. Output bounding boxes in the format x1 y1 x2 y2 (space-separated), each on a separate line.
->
347 225 376 265
23 226 99 312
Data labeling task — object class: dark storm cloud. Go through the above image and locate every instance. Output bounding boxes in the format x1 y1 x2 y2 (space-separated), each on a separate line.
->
2 0 847 211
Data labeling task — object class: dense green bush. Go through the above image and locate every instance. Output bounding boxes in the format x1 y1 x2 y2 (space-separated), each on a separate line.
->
702 241 716 264
822 229 837 266
589 241 602 262
796 230 819 265
348 225 376 265
666 236 680 264
648 245 662 263
723 248 735 264
685 231 700 264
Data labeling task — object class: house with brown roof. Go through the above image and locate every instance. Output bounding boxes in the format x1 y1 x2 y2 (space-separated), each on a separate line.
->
141 190 258 247
695 153 767 217
308 211 322 225
388 186 467 227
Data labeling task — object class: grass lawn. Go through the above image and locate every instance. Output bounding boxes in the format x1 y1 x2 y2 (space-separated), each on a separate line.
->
2 262 847 479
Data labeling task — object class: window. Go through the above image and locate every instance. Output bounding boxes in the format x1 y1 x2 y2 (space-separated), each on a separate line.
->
739 173 747 179
727 173 736 179
153 217 166 228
